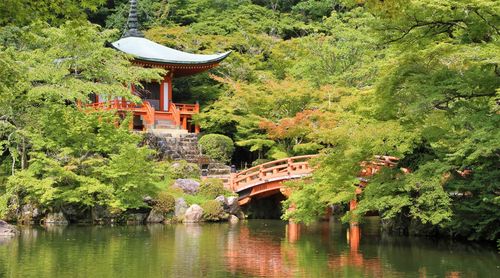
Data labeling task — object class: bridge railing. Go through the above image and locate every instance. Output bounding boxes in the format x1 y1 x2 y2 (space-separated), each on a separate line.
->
229 155 317 192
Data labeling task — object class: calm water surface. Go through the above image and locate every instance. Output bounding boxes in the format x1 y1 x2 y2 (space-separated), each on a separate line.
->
0 218 498 277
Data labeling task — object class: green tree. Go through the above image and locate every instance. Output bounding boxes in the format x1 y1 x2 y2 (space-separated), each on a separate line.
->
0 21 163 217
283 0 500 241
0 0 106 26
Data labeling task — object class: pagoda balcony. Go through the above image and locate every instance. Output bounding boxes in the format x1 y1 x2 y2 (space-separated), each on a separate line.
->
86 99 200 133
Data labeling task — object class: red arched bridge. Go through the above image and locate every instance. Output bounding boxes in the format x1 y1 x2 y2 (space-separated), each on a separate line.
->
228 155 405 206
228 155 317 206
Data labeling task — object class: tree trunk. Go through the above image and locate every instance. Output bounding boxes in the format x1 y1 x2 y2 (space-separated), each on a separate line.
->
11 154 15 176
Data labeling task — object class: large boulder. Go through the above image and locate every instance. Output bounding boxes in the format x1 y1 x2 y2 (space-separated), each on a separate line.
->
0 220 19 237
228 215 239 224
226 197 241 215
172 179 200 195
175 198 189 218
19 203 41 224
215 195 228 208
44 212 68 225
184 204 204 223
146 209 165 223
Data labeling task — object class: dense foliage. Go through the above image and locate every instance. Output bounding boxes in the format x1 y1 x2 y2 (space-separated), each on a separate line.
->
0 20 164 216
0 0 498 242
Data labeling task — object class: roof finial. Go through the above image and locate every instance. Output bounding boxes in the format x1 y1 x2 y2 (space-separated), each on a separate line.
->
123 0 144 38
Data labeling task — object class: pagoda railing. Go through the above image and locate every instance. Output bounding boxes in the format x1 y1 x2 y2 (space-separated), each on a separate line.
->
176 103 198 114
86 99 156 126
87 99 138 110
169 103 181 127
86 99 201 132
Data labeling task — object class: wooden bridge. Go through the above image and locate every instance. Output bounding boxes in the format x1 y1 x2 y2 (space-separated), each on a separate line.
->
228 155 406 206
228 155 317 205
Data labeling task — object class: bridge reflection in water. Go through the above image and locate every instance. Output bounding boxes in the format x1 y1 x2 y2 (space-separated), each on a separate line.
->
225 221 385 277
224 220 474 278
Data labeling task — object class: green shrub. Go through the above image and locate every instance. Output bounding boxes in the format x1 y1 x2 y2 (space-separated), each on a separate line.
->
154 192 176 214
201 200 225 221
167 160 201 179
292 143 323 155
198 134 235 163
199 178 232 198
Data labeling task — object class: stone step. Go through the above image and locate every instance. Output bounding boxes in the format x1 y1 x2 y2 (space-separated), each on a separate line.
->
155 120 176 128
155 119 174 124
206 174 231 179
144 131 201 163
207 169 231 175
156 125 178 129
151 128 189 137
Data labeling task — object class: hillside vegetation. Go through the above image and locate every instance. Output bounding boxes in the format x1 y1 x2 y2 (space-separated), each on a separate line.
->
0 0 498 241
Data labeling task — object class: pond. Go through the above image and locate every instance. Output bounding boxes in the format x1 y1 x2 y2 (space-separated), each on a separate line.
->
0 218 498 277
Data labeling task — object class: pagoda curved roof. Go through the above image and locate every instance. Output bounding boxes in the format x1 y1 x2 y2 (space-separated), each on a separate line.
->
111 37 231 65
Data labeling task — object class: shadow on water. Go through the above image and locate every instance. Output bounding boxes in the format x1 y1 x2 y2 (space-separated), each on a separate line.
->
0 218 498 277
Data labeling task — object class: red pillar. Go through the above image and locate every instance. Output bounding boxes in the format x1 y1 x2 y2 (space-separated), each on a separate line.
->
182 116 187 130
194 101 200 133
348 223 360 251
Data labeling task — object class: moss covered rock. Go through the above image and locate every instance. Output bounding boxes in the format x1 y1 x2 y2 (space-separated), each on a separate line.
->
201 200 227 222
199 178 231 199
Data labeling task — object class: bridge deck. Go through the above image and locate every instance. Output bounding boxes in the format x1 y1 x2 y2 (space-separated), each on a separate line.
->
228 155 317 205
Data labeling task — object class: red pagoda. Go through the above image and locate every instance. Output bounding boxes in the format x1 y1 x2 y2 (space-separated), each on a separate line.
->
89 0 230 133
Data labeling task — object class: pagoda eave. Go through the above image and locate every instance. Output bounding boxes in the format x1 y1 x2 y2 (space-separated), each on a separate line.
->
133 59 221 77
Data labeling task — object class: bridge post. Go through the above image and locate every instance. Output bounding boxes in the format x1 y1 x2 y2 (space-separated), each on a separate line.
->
229 173 236 191
287 158 293 174
348 188 362 252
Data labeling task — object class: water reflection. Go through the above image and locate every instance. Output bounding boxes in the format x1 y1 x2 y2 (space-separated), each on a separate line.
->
226 221 385 277
226 224 295 277
0 219 498 278
224 220 499 277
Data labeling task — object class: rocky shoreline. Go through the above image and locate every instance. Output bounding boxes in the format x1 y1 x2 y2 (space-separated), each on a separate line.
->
2 189 244 227
2 168 244 227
